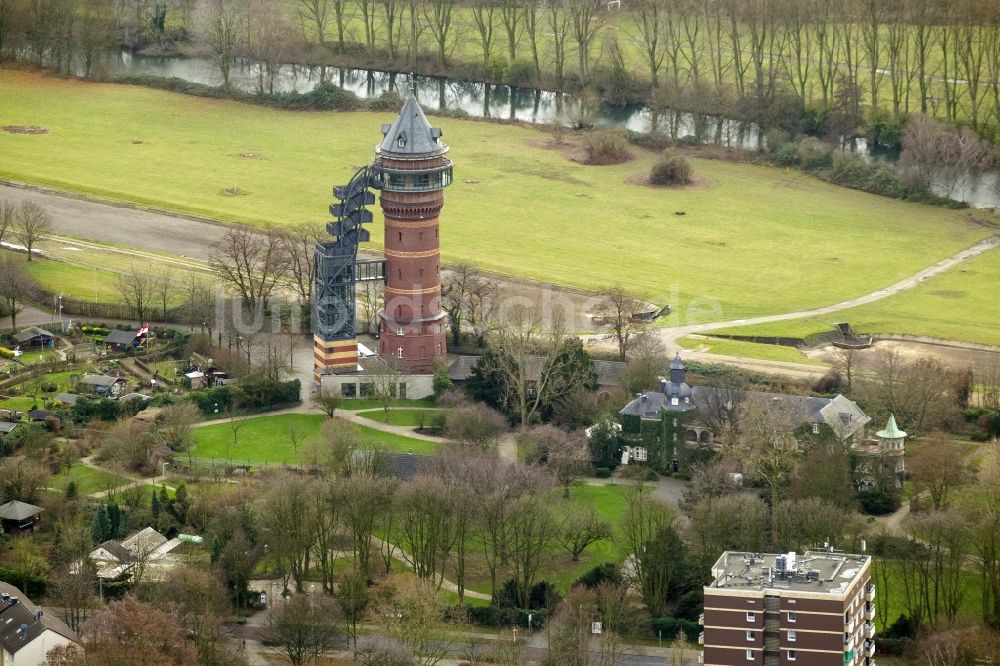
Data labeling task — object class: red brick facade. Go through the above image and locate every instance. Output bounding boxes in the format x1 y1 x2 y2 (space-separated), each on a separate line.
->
377 155 448 374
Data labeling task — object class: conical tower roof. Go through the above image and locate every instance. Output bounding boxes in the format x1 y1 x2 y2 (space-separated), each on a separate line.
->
670 352 684 370
377 93 447 158
876 414 907 439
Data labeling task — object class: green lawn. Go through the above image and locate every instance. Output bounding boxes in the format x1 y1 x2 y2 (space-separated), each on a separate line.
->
190 413 438 464
678 335 829 366
547 483 636 591
49 463 129 495
339 398 436 411
18 255 122 303
356 408 445 426
712 247 1000 347
1 70 995 325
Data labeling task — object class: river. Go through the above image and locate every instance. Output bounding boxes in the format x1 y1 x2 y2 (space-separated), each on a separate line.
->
90 51 1000 208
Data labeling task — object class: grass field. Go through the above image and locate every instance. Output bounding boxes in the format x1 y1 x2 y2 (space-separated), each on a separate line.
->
677 335 829 366
339 398 436 411
190 413 438 463
49 463 129 496
1 70 995 324
356 408 445 426
712 247 1000 347
20 256 122 303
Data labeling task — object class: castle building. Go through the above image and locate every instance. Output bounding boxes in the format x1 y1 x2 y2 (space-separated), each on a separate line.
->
375 95 452 374
617 354 870 469
852 414 907 490
700 550 875 666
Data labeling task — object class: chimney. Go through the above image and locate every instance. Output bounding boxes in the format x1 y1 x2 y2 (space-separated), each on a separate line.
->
17 623 27 639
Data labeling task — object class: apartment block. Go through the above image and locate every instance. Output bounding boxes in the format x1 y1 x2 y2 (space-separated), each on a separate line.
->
699 550 875 666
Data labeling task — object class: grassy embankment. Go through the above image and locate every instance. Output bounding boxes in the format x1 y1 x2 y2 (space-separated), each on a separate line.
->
1 70 996 338
190 413 438 463
677 335 829 366
710 247 1000 347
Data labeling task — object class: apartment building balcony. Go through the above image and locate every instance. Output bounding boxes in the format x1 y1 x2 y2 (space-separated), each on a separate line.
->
698 613 704 626
866 584 876 602
864 622 875 639
865 604 875 621
698 652 704 664
698 632 704 645
764 636 780 651
764 617 779 631
864 640 876 657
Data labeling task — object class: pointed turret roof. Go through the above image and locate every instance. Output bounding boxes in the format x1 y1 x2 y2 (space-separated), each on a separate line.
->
377 94 447 158
670 353 684 370
876 414 907 439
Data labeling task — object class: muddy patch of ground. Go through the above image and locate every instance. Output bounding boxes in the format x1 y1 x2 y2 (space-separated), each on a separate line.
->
2 125 48 135
806 338 1000 370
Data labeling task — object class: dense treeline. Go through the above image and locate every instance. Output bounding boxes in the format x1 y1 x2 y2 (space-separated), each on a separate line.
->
3 0 1000 142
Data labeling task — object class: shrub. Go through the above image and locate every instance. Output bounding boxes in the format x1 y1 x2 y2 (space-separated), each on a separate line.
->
504 60 535 87
649 155 693 186
0 347 13 360
773 141 800 166
764 128 791 154
593 467 611 478
858 488 898 515
582 130 634 165
627 130 674 152
650 616 700 643
573 563 623 590
796 137 833 170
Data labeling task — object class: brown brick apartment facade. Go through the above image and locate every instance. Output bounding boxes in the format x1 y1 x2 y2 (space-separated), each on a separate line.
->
700 551 876 666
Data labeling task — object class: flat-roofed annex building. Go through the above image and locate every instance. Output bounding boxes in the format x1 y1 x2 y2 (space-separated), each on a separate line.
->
700 550 875 666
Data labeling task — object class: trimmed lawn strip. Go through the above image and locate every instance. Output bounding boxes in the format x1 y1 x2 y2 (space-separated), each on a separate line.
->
339 398 436 411
677 335 828 366
1 70 993 324
355 408 445 426
190 413 437 464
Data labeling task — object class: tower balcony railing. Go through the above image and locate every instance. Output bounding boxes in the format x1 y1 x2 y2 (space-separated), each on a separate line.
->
376 161 454 192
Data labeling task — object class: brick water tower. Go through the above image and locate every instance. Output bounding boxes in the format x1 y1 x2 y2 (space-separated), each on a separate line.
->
375 94 453 373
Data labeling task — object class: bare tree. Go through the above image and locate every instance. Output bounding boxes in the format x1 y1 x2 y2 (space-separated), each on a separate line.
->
154 402 199 467
358 279 383 335
0 253 38 329
490 301 595 429
469 0 497 68
558 505 612 561
180 273 217 334
114 264 154 323
268 595 342 666
201 0 245 91
497 0 523 64
298 0 331 46
566 0 605 81
210 226 288 309
507 493 553 608
13 201 50 261
591 284 650 361
0 199 15 245
523 424 590 498
909 435 971 510
258 475 316 592
155 268 174 320
367 356 402 423
628 0 667 88
423 0 457 67
246 0 296 94
723 397 800 546
442 402 507 453
279 222 323 306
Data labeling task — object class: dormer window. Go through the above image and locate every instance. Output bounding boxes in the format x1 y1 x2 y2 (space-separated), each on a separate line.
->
397 131 407 148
